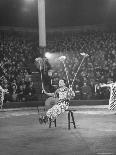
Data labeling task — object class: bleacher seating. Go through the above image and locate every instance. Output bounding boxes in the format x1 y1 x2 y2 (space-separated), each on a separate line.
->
0 27 116 103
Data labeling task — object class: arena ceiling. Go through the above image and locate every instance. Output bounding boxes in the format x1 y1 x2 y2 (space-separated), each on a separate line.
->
0 0 116 28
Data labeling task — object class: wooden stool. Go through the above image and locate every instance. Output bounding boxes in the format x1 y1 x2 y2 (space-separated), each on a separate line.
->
49 109 76 129
49 118 56 128
66 109 76 130
37 107 76 129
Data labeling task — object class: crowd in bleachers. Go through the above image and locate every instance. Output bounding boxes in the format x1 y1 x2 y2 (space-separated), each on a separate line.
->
0 29 116 102
0 31 37 102
47 31 116 100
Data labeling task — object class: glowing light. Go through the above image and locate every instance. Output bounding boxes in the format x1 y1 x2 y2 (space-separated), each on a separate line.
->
45 52 52 59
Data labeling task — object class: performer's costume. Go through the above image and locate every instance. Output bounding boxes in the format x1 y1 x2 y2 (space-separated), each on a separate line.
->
101 82 116 110
35 53 88 124
46 86 74 121
0 86 8 109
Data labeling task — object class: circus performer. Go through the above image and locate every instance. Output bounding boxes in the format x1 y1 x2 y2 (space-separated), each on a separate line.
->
0 85 8 109
41 79 75 122
100 81 116 110
35 53 88 124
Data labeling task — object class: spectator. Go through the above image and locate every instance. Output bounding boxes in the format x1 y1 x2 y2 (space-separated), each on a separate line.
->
1 29 116 100
17 85 25 102
81 82 92 100
10 84 18 102
25 83 36 101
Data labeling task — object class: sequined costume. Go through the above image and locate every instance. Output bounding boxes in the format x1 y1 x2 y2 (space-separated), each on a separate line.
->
43 79 75 121
101 82 116 110
0 86 8 109
46 86 70 120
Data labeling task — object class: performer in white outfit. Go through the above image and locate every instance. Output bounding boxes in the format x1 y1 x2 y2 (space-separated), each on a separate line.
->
100 81 116 110
0 85 8 109
35 53 88 124
43 79 75 121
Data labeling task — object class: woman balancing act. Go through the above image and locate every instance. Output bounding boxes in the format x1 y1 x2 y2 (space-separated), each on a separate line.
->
40 79 75 123
35 53 88 124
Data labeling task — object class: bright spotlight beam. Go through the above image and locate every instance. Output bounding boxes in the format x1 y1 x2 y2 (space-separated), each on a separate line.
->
45 52 52 59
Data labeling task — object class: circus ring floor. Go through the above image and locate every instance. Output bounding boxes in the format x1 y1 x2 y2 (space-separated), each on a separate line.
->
0 104 116 155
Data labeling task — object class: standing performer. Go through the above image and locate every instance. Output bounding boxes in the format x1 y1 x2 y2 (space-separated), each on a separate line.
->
0 85 8 109
41 79 75 122
100 81 116 110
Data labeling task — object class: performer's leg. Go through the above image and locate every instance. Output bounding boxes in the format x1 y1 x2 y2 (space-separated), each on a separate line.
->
39 101 69 124
46 104 61 121
46 101 69 121
108 99 111 110
109 100 116 110
0 99 3 109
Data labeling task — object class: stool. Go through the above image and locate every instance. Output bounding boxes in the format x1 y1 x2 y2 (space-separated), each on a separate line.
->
66 109 76 130
49 109 76 129
37 107 76 129
49 118 56 128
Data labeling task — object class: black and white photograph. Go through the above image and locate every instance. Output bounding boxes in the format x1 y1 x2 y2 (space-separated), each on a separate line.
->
0 0 116 154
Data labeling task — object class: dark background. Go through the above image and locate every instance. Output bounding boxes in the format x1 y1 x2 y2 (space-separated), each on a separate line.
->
0 0 116 28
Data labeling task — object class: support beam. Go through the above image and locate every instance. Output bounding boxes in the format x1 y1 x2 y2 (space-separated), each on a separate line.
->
38 0 46 48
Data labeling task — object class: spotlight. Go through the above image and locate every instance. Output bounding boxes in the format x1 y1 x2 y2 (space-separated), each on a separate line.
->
45 52 52 59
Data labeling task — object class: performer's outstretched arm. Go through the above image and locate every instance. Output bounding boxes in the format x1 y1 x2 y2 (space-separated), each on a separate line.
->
43 89 55 97
100 83 112 88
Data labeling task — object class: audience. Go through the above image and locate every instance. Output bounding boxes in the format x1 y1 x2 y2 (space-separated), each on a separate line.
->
0 29 116 101
47 31 116 100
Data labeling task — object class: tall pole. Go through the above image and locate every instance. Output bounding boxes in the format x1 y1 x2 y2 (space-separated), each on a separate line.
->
38 0 46 50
